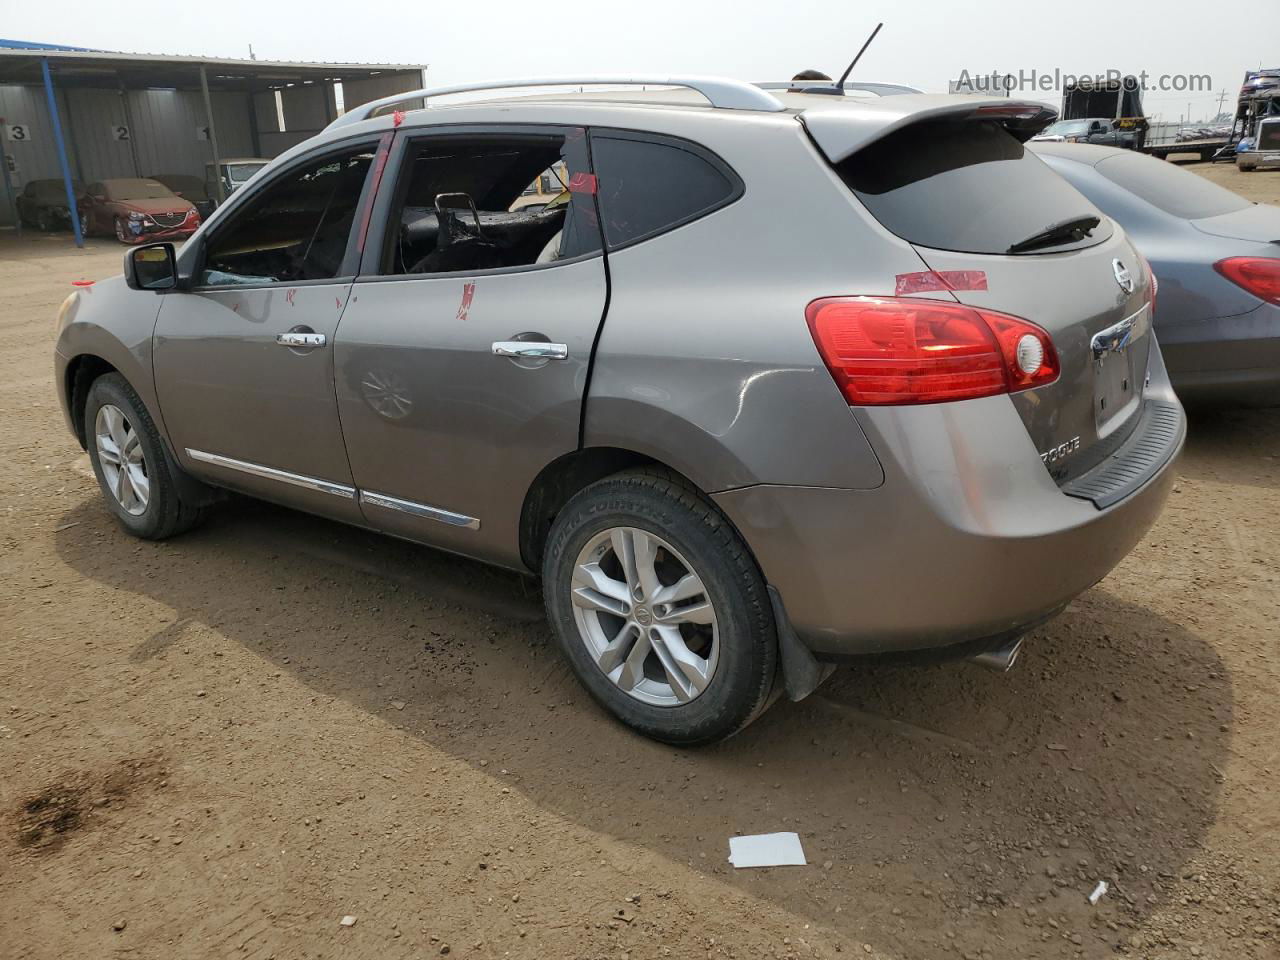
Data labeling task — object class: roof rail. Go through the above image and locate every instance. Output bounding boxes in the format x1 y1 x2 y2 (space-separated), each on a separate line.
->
327 75 786 130
755 80 923 97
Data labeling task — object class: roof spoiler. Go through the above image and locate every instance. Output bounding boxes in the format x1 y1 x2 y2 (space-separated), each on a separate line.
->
803 98 1058 163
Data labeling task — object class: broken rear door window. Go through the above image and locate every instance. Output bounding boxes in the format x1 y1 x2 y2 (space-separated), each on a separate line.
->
380 128 601 276
199 145 376 285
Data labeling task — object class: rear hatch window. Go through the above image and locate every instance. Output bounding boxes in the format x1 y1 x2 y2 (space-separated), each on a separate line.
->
834 119 1112 255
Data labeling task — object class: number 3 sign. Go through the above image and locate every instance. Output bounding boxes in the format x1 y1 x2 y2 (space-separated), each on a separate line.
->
3 122 31 142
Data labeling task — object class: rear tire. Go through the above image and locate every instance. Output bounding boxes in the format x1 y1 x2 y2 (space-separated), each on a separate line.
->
84 373 208 540
543 470 777 745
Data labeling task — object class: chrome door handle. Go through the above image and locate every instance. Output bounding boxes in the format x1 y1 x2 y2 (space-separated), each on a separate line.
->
492 341 567 360
276 332 326 348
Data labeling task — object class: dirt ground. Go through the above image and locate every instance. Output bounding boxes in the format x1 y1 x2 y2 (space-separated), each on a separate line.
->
2 163 1278 960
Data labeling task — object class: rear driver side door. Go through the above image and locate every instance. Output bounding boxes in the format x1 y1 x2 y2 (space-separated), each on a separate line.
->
334 125 606 567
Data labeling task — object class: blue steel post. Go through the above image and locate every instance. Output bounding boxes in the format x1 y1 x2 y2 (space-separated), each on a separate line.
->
41 58 83 248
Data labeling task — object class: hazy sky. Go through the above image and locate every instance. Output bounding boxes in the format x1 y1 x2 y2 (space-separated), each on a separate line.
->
5 0 1274 121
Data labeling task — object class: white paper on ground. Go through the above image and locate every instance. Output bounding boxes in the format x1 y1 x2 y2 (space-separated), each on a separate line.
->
728 832 807 868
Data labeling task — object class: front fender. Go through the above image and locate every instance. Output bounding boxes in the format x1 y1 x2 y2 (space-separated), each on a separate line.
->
54 274 167 446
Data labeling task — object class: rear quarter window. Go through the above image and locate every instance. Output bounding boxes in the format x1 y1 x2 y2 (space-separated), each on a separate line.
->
1094 152 1251 220
590 133 741 249
836 119 1111 255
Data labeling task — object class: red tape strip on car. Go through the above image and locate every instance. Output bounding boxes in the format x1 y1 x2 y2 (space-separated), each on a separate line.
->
568 172 598 195
894 270 989 296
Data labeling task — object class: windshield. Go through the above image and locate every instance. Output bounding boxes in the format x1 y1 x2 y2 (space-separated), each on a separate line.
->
105 179 175 201
1094 151 1250 219
228 163 266 182
837 119 1110 255
1045 120 1091 136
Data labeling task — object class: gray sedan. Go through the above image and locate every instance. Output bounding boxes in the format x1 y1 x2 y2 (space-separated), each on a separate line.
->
1033 142 1280 405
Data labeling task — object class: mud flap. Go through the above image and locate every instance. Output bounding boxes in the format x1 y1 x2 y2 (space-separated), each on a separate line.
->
768 586 835 702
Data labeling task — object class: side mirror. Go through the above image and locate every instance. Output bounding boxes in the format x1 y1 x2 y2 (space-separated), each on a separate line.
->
124 243 178 291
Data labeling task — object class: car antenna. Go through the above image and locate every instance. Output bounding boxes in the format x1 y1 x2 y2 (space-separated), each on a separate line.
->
804 22 883 96
837 22 883 87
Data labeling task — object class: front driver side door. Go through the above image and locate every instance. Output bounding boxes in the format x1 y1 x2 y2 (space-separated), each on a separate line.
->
154 138 387 522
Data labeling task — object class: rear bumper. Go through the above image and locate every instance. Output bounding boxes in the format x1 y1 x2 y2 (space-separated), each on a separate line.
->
714 379 1184 658
1162 302 1280 405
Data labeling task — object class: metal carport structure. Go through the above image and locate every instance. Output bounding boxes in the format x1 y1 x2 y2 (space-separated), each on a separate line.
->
0 40 426 245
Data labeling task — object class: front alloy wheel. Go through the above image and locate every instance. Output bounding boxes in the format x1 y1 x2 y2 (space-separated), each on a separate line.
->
571 526 719 706
84 372 209 540
94 403 149 515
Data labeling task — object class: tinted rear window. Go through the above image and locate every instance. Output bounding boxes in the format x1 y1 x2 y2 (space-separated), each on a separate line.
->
1094 151 1250 220
836 119 1110 255
590 134 739 249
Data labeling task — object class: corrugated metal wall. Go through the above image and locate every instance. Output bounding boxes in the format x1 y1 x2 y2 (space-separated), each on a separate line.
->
1 69 423 226
342 70 425 110
1 85 256 224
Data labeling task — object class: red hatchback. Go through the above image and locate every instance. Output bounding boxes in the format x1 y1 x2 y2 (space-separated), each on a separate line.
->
79 178 201 244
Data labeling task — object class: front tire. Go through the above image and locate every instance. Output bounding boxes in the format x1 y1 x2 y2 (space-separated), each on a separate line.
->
84 373 207 540
543 470 777 745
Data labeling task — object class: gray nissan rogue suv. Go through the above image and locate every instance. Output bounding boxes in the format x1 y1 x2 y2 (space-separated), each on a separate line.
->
53 77 1184 744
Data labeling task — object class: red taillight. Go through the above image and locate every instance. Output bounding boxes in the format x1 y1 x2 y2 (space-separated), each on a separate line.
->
805 297 1060 405
1137 253 1157 308
1214 257 1280 305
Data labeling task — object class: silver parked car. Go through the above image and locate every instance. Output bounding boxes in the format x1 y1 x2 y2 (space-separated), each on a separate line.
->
54 77 1184 744
1032 142 1280 405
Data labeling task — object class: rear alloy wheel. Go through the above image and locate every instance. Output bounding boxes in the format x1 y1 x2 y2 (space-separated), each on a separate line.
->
543 470 777 745
570 526 719 706
78 210 90 237
85 373 208 539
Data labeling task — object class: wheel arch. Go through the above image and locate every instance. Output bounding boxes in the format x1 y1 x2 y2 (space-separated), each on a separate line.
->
64 354 120 449
518 446 721 574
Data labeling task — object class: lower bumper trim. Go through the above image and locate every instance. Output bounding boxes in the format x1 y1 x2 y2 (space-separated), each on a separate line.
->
1062 399 1184 509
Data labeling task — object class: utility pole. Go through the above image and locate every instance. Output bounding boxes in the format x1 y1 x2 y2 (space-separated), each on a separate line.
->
1215 89 1228 120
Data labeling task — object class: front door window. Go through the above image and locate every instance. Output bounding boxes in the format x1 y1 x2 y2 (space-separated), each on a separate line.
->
200 146 376 286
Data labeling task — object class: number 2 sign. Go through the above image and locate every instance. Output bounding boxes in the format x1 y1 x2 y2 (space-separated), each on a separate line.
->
111 124 131 141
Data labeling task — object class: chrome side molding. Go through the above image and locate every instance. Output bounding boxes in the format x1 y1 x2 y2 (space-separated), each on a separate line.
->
359 490 481 530
185 449 356 499
183 450 481 530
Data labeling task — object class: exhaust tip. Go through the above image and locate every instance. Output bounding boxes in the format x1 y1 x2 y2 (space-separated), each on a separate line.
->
968 635 1024 673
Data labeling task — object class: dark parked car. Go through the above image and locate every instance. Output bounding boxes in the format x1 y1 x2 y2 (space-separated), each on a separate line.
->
16 178 84 230
148 173 216 219
1032 118 1132 148
1034 142 1280 405
78 178 201 244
